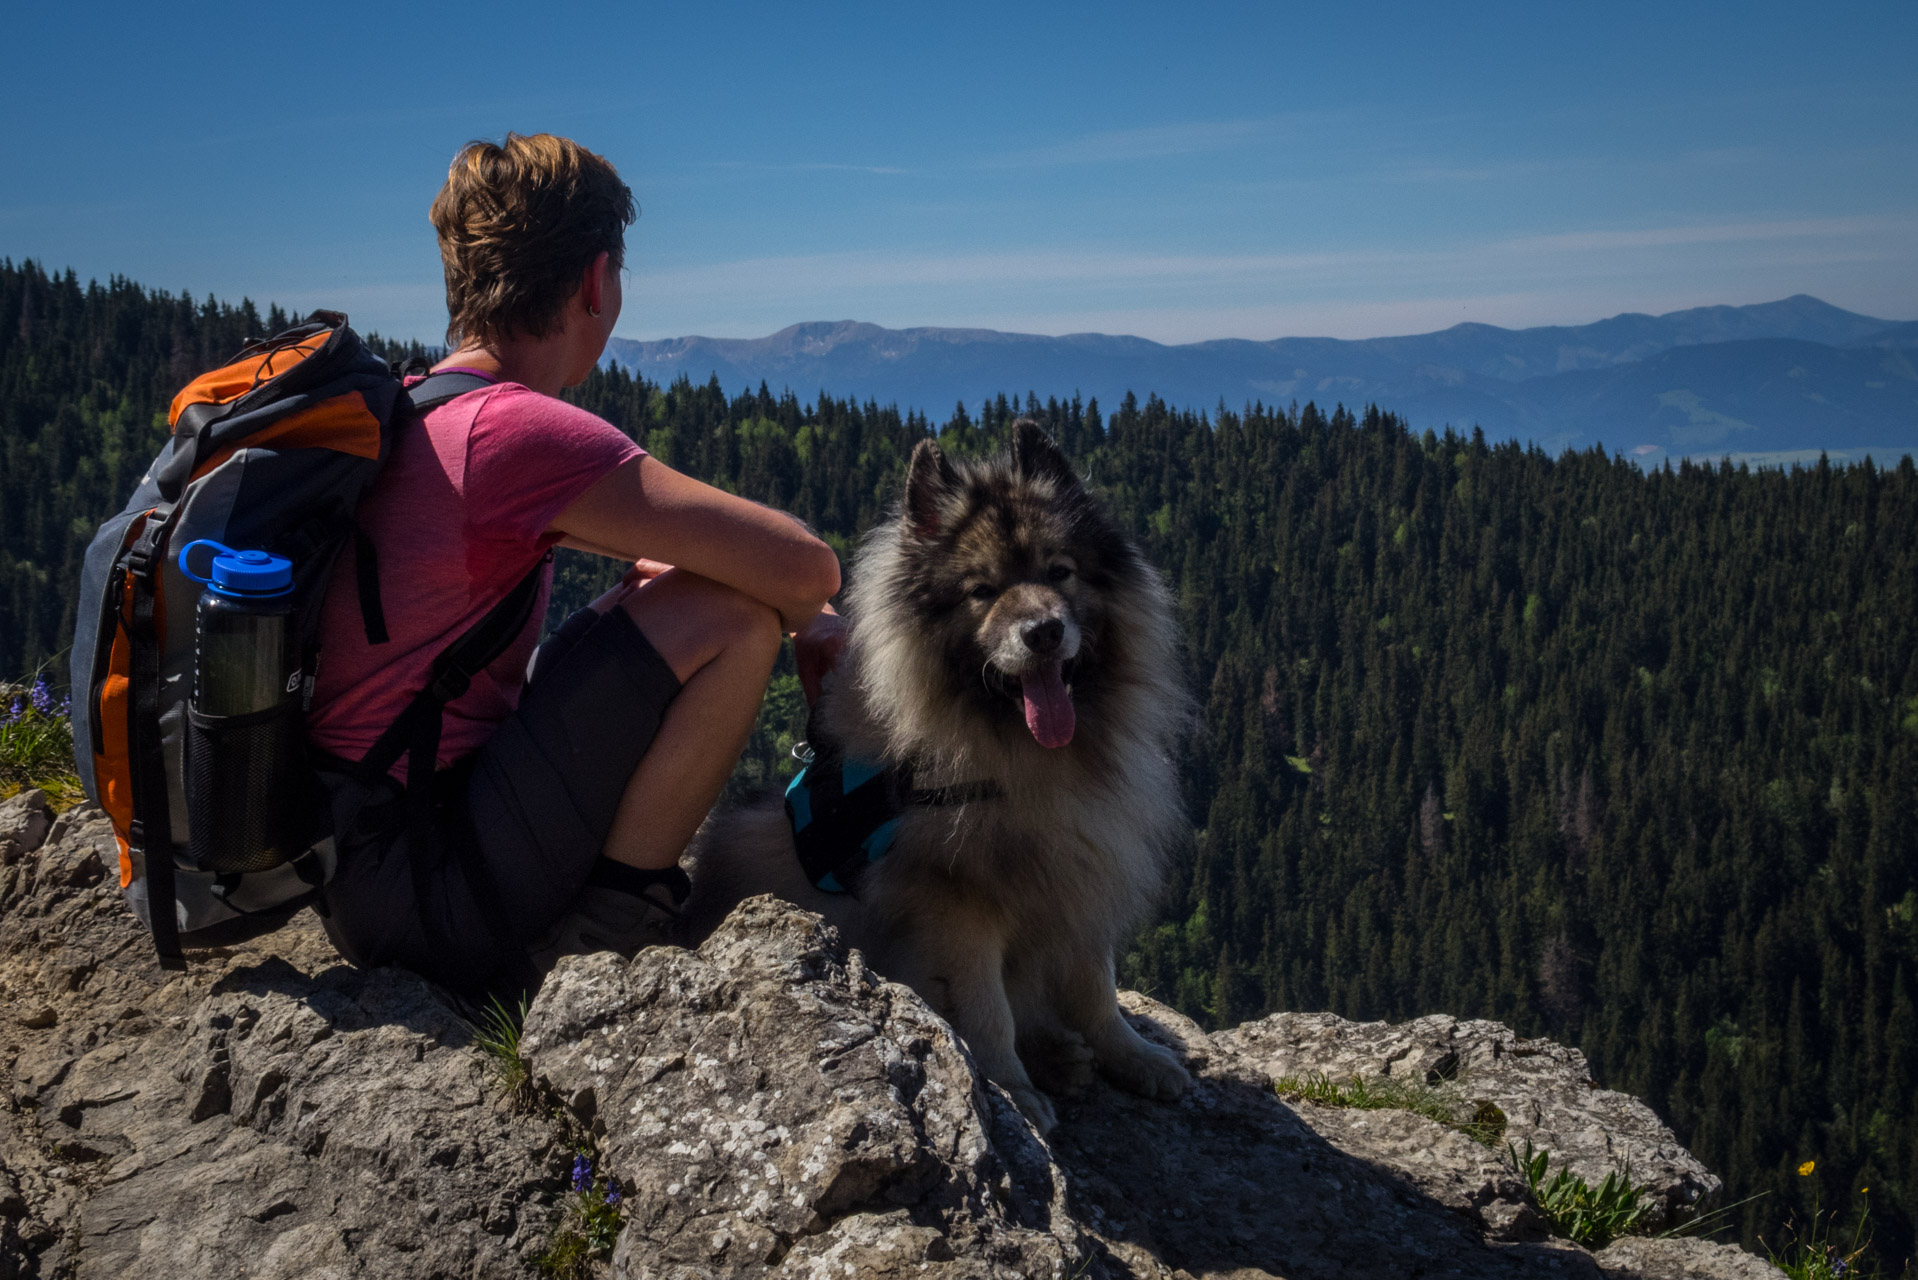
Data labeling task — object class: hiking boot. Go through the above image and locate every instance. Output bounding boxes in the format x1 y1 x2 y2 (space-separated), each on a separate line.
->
527 860 689 975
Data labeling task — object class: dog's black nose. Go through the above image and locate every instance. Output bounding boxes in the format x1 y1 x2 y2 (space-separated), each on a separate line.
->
1021 617 1064 654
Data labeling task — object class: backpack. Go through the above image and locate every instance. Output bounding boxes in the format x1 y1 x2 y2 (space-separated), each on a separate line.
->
70 312 547 968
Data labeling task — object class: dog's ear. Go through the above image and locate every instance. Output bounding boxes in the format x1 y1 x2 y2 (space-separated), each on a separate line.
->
906 438 960 538
1011 417 1078 491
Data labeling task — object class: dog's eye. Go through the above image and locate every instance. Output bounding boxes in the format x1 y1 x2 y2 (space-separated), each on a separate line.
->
968 583 999 601
1047 564 1074 583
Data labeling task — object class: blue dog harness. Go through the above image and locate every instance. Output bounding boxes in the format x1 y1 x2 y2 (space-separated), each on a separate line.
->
785 735 1001 896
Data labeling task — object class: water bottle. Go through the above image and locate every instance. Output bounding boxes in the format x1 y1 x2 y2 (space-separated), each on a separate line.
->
178 540 308 873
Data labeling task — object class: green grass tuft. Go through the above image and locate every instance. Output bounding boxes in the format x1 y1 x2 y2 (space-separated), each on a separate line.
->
1273 1070 1506 1146
1509 1138 1649 1249
1651 1189 1771 1244
535 1230 589 1279
468 994 536 1111
1762 1189 1882 1279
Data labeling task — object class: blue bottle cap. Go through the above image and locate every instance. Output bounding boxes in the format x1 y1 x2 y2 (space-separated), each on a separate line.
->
178 540 294 597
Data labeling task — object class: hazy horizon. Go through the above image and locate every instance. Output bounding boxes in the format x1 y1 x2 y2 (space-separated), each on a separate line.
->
605 294 1910 348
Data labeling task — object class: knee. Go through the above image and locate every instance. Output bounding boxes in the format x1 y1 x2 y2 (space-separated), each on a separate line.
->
707 579 782 653
625 570 780 663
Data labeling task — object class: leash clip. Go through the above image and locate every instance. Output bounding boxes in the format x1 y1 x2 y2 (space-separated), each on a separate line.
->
791 740 816 766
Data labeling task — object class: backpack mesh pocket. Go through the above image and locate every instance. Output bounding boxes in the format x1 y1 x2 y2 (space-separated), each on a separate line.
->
185 701 315 873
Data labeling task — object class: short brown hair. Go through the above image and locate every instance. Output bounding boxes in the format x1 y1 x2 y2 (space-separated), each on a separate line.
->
429 133 636 347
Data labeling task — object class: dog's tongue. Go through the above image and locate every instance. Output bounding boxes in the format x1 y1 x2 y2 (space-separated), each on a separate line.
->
1021 661 1075 748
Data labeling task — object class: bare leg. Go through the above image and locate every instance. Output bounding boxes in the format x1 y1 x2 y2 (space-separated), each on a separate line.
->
600 569 781 872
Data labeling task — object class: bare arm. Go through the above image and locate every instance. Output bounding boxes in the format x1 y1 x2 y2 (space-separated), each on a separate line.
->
553 533 634 561
548 455 840 632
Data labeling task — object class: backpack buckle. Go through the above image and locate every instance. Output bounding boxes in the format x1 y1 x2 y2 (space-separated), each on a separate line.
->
125 508 175 582
426 665 472 704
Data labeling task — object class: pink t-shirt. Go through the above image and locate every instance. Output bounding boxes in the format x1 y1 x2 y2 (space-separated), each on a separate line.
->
307 377 644 777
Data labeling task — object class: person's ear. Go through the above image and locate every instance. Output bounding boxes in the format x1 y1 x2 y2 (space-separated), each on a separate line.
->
583 251 611 318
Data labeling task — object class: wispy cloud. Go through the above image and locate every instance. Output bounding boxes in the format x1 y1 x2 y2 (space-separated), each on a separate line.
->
981 117 1291 168
1680 146 1770 167
635 246 1372 296
697 160 915 175
634 215 1918 300
1504 216 1913 254
686 119 1312 180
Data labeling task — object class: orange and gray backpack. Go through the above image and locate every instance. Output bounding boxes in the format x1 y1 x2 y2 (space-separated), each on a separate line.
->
70 313 545 968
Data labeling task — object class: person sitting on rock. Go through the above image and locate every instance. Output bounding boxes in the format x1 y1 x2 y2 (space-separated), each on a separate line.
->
306 132 843 998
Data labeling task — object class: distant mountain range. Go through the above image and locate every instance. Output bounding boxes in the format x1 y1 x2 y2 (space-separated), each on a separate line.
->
605 295 1917 463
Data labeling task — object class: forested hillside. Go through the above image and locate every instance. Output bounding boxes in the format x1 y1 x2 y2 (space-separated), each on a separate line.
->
5 258 1915 1269
0 262 427 676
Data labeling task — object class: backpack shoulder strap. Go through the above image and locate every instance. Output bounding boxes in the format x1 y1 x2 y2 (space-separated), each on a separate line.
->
345 549 552 957
351 370 499 646
405 371 496 414
125 506 185 968
352 549 551 789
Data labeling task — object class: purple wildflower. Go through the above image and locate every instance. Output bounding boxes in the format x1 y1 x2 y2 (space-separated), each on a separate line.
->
1831 1257 1847 1276
570 1154 592 1193
603 1178 621 1207
29 675 54 716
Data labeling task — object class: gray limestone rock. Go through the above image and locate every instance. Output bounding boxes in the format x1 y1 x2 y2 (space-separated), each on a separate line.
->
0 791 52 868
521 898 1083 1278
2 810 1778 1279
1594 1236 1788 1279
2 807 570 1279
1047 994 1583 1279
1213 1010 1722 1229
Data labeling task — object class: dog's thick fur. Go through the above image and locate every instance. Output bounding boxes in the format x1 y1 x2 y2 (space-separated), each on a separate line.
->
684 420 1192 1131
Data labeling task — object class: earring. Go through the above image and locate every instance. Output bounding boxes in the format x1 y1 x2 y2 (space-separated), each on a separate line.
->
588 305 602 318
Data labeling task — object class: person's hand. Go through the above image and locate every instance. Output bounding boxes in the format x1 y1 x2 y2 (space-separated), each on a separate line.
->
623 558 673 588
793 606 847 706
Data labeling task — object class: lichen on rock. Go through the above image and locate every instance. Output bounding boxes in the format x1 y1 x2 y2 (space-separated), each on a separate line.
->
522 897 1083 1278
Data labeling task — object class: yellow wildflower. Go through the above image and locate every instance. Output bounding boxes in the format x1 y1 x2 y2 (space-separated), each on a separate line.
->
1797 1160 1816 1176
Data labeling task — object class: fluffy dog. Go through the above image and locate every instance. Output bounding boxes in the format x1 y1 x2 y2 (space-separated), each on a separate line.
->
685 419 1192 1131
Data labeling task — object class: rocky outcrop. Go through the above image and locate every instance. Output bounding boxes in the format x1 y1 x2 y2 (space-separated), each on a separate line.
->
1212 1011 1721 1230
0 794 573 1280
1589 1238 1789 1280
520 899 1083 1279
1 793 1781 1280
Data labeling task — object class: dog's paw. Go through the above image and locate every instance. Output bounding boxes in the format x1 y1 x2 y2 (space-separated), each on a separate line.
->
1099 1036 1192 1102
1008 1084 1059 1134
1020 1029 1097 1097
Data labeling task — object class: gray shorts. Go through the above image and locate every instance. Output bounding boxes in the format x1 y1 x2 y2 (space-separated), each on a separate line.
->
316 605 680 994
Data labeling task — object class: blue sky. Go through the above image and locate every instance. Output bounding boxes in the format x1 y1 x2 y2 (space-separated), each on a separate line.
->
4 1 1913 345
